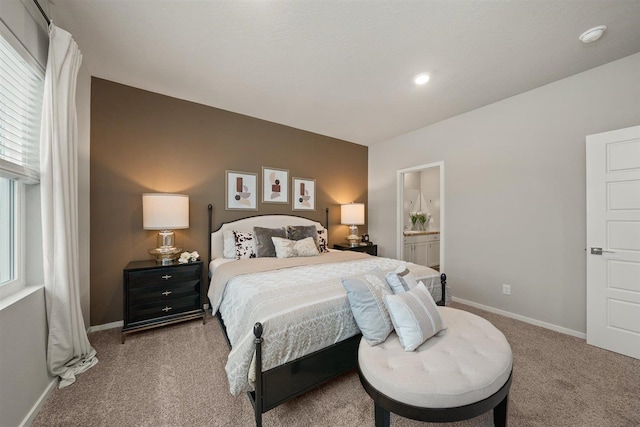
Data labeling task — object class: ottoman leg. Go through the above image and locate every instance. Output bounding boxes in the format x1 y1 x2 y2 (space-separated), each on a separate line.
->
374 402 390 427
493 394 509 427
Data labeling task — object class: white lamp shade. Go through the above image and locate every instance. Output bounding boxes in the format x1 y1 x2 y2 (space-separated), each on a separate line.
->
341 203 365 225
143 193 189 230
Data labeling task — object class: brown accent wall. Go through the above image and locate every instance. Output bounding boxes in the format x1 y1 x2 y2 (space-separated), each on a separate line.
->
90 78 368 326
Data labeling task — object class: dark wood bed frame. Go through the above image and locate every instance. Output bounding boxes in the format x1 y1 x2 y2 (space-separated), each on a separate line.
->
207 204 447 426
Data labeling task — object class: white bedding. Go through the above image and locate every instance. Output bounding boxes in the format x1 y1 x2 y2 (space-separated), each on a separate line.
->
208 258 234 277
208 252 441 395
208 248 342 277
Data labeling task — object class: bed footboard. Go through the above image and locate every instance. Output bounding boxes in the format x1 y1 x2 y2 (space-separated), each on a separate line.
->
438 273 447 306
253 323 264 427
250 322 360 426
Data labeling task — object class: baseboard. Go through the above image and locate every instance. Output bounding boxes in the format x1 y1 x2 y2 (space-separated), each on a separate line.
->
452 297 587 340
20 378 57 427
87 320 123 333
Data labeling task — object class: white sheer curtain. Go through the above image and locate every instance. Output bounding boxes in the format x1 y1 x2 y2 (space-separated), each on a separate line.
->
40 23 97 388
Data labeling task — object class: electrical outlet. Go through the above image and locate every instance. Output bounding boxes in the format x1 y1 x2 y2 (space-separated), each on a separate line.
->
502 284 511 295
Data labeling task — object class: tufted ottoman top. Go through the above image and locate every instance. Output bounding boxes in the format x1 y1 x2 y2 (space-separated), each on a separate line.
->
358 307 512 408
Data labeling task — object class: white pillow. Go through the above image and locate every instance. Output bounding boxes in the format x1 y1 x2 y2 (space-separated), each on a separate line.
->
384 281 447 351
341 269 394 346
223 231 237 259
271 236 319 258
386 265 419 294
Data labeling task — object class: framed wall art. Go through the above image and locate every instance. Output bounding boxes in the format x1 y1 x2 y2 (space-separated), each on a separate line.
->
226 170 258 210
262 167 289 203
292 177 315 211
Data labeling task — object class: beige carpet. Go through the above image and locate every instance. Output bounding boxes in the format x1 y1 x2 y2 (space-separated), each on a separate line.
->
32 303 640 427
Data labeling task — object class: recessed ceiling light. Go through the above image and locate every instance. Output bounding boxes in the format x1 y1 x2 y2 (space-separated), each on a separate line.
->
579 25 607 43
414 73 430 85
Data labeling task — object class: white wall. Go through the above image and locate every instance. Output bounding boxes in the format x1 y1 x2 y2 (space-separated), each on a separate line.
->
0 288 53 427
369 53 640 335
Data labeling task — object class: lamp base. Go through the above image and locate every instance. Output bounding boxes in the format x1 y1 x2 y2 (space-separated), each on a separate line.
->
148 246 182 265
346 224 361 247
345 235 361 247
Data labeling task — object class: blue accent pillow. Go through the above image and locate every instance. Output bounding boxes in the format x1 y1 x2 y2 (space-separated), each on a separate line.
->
342 268 394 346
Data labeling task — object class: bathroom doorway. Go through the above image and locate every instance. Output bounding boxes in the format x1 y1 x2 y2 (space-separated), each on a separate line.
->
396 161 444 271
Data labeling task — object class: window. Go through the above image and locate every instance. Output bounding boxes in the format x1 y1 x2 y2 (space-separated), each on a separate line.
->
0 23 44 293
0 177 13 285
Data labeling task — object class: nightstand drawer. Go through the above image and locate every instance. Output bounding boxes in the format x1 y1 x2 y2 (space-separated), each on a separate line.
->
128 295 201 324
128 280 200 305
127 264 200 288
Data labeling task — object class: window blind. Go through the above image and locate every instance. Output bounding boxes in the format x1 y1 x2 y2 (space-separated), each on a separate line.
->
0 30 44 183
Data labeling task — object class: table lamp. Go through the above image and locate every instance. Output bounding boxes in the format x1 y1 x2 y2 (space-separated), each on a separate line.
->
143 193 189 264
341 202 365 247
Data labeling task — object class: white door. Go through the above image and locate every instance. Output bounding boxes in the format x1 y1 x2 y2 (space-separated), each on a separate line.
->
586 125 640 359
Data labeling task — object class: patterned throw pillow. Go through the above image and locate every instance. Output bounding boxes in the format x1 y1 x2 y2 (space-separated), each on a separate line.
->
253 226 287 257
233 231 256 260
271 236 320 258
386 265 419 294
384 282 447 351
316 228 329 253
341 269 394 346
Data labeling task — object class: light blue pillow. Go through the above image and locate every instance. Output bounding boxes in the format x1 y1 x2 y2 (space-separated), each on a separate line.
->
342 269 394 346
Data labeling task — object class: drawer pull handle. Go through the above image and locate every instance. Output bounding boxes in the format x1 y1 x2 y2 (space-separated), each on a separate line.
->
161 275 172 280
162 306 172 312
162 290 172 296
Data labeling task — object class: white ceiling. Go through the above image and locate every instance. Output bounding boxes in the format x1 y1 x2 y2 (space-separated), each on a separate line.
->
49 0 640 146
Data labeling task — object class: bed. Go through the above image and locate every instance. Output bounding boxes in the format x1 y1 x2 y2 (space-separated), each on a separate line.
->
207 205 447 426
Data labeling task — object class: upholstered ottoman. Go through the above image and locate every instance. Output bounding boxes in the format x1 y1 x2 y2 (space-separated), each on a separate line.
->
358 307 513 427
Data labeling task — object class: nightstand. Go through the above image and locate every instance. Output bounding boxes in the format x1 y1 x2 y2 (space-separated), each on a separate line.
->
122 259 205 343
333 243 378 256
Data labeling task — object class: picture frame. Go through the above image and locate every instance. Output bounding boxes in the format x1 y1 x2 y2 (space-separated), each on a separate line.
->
225 170 258 210
262 167 289 204
292 177 316 211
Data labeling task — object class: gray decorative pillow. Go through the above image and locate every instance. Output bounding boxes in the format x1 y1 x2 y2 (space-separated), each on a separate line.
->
341 268 394 346
384 282 447 351
287 225 318 244
386 265 419 294
253 227 287 257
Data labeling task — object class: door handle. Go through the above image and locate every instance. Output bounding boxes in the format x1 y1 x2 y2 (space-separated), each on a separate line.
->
591 247 615 255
